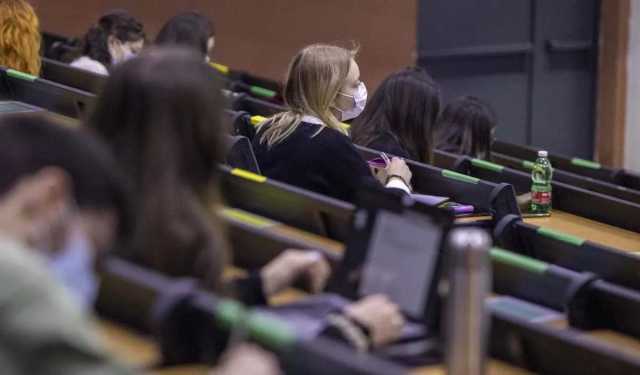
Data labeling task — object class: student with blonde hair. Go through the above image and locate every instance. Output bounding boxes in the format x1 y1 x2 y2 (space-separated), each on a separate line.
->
253 44 413 203
0 0 41 75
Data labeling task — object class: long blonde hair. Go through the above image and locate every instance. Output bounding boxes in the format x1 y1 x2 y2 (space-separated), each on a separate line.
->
259 43 357 147
0 0 41 75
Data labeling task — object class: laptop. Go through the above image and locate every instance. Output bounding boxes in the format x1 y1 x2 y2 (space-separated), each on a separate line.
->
326 187 454 363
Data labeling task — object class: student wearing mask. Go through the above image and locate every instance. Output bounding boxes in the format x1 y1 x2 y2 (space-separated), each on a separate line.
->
70 10 145 75
155 11 215 62
0 0 41 75
0 113 133 373
252 44 413 203
0 114 129 309
435 96 497 160
91 47 404 349
350 67 441 164
0 113 280 375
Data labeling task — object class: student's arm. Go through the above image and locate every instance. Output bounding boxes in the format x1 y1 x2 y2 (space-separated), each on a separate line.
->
317 133 410 201
0 238 134 375
230 272 268 306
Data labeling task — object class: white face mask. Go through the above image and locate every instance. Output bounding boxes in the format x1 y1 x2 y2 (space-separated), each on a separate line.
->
48 224 99 310
335 81 368 121
110 43 136 65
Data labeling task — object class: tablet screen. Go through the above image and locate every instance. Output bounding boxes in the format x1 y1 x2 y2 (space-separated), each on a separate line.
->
358 209 442 318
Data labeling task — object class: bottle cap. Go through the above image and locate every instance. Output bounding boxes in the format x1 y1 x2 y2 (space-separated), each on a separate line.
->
538 150 548 158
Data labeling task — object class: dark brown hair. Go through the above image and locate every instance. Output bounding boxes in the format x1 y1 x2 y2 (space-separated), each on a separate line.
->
351 67 441 163
90 47 228 291
78 10 145 67
435 96 497 160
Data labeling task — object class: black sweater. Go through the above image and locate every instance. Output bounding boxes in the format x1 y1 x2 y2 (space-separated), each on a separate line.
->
253 122 379 203
366 133 412 159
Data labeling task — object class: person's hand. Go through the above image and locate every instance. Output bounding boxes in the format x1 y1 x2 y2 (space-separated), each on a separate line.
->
213 344 280 375
261 250 330 296
372 166 388 185
385 158 412 186
343 295 405 348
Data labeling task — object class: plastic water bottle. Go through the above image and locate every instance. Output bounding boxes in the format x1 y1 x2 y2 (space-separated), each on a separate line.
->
530 150 553 214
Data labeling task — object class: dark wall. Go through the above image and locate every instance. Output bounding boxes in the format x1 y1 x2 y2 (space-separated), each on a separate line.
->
31 0 417 89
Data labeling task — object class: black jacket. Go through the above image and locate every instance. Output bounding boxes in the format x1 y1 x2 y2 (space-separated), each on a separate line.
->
366 133 412 159
253 122 378 203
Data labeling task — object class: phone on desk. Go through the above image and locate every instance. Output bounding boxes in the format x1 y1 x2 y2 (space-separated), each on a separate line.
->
438 201 475 215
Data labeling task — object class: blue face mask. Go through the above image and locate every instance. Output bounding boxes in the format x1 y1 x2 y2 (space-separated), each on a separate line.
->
48 225 99 310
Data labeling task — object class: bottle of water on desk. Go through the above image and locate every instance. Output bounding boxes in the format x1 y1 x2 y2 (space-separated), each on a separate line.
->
530 150 553 214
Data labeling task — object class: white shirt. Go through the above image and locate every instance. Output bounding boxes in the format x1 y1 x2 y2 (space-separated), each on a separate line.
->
70 56 109 76
301 114 411 194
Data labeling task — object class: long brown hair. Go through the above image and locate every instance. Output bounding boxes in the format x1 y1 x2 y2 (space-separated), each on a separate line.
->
258 44 356 147
351 67 441 164
91 47 228 291
435 96 497 160
0 0 41 75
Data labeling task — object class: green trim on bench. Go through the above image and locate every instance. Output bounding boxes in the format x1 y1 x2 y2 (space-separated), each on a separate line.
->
216 300 296 350
472 158 504 173
7 69 37 82
442 169 480 184
522 160 534 170
491 247 548 274
571 158 601 170
250 85 277 99
537 227 586 246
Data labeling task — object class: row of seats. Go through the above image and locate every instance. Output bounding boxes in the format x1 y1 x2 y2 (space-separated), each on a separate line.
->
4 48 640 373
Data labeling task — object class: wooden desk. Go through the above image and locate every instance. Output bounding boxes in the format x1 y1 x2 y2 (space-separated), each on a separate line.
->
97 209 640 375
221 207 345 255
97 316 530 375
525 210 640 252
412 361 532 375
95 320 159 370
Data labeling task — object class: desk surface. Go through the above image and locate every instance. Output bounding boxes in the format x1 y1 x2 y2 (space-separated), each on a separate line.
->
525 210 640 252
95 210 640 374
96 318 531 375
95 320 159 370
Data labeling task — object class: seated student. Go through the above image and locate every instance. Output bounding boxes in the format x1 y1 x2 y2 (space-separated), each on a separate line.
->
90 49 402 352
0 0 41 75
0 113 280 375
435 96 497 160
91 47 404 349
350 67 441 164
155 11 215 62
0 113 130 309
70 10 145 75
252 44 413 203
0 113 134 373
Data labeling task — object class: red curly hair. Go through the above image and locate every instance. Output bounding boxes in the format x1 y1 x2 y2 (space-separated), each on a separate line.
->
0 0 41 75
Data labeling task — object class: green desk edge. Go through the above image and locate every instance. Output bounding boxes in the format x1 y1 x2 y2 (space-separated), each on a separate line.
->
491 247 549 274
472 158 505 173
571 158 601 170
216 300 296 350
250 86 277 99
442 169 480 184
537 227 586 246
522 160 534 170
6 69 37 82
